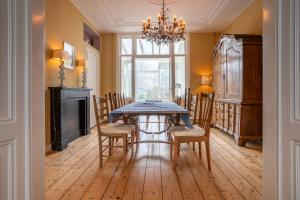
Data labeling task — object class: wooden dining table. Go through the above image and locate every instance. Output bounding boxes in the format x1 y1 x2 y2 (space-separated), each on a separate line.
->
109 101 193 144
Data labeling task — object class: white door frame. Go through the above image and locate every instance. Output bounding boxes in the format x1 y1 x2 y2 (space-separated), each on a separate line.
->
263 0 278 198
0 0 45 199
28 0 45 199
264 0 300 199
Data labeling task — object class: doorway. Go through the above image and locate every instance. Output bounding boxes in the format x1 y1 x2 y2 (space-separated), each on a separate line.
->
86 47 100 128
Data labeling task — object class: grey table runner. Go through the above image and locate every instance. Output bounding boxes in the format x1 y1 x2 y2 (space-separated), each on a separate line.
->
109 101 193 128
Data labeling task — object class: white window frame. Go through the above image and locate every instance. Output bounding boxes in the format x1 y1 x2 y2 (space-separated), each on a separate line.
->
116 33 190 99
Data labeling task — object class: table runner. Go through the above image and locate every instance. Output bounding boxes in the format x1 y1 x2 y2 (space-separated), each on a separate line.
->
109 101 193 128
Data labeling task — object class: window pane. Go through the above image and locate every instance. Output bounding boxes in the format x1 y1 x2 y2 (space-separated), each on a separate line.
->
153 42 160 54
137 39 152 55
159 62 170 98
135 58 170 101
175 56 185 96
160 43 169 55
174 40 185 54
121 38 132 55
121 56 132 97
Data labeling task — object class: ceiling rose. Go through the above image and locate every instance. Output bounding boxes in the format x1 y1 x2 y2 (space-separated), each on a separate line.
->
141 0 186 45
147 0 178 6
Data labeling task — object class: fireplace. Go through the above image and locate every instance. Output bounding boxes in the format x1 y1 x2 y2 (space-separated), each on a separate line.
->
49 87 91 151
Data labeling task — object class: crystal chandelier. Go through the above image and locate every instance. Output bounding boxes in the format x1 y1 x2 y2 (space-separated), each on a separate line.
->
141 0 186 45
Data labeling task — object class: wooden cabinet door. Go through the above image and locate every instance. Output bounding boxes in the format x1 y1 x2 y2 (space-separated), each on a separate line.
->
212 54 224 98
224 46 242 99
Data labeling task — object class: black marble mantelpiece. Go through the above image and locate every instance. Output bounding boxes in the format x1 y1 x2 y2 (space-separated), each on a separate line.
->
49 87 92 151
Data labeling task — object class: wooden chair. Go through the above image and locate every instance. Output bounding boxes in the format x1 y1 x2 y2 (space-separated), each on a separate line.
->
184 88 193 111
117 93 123 107
108 92 115 111
122 93 126 106
170 92 215 171
176 96 182 105
93 95 135 167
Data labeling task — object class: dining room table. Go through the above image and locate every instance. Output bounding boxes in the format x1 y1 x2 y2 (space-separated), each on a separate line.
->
109 100 193 144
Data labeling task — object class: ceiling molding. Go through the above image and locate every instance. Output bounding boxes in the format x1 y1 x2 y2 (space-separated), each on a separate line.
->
206 0 232 24
70 0 101 32
102 0 231 27
221 0 255 31
70 0 256 33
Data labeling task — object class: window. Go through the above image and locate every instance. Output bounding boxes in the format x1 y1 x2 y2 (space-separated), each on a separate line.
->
119 36 187 100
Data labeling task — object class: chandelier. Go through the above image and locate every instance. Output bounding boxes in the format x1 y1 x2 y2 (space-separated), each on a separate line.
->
141 0 186 45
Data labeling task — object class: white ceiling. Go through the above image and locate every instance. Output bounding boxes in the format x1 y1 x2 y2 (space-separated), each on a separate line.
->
71 0 254 33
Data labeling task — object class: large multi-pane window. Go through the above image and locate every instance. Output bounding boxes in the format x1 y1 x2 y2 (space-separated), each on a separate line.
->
120 37 186 101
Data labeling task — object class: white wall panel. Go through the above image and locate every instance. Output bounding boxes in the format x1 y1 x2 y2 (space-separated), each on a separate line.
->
292 141 300 200
0 141 14 200
295 0 300 121
0 0 13 123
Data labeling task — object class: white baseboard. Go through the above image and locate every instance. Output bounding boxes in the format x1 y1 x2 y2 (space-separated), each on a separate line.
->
45 144 52 153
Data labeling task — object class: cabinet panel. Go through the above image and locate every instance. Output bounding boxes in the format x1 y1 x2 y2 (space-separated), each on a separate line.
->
213 55 224 98
225 46 242 99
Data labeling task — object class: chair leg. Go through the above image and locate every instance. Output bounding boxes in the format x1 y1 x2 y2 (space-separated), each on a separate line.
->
198 142 202 159
109 137 112 156
131 132 134 156
192 142 195 151
205 141 211 171
98 136 103 167
135 123 140 147
123 135 127 166
173 140 179 169
170 136 173 160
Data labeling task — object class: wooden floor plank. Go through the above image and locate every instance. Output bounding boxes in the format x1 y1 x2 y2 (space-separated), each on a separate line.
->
180 143 224 200
160 143 184 200
79 152 124 200
45 126 263 200
210 139 262 195
45 146 99 200
45 140 98 190
208 145 262 200
102 144 137 200
142 142 163 200
175 147 205 200
188 143 245 200
122 143 149 200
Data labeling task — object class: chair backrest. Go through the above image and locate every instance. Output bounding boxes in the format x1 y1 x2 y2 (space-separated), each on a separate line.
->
191 94 199 125
197 93 215 135
108 92 114 111
122 93 126 106
108 92 119 110
176 96 182 105
184 88 193 110
117 93 123 107
93 95 109 135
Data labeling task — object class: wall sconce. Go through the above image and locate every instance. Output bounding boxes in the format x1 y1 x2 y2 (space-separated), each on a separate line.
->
52 49 69 88
200 75 212 86
77 59 88 88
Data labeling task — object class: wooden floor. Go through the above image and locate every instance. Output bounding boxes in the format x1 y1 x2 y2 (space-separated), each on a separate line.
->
45 122 263 200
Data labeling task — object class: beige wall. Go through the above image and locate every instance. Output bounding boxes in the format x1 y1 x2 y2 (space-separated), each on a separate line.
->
45 0 100 146
46 0 99 88
189 33 217 94
222 0 263 35
100 33 117 95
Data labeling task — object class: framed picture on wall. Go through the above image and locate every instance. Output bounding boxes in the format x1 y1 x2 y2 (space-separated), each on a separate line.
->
63 41 75 69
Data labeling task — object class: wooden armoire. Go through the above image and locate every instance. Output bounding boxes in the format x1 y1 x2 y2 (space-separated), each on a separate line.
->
212 34 262 146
